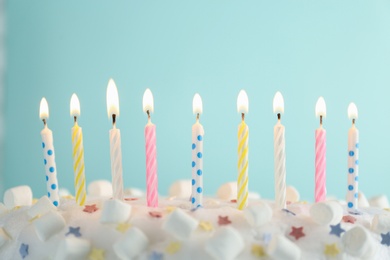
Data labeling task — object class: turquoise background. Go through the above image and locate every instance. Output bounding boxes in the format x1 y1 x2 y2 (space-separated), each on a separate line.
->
3 1 390 201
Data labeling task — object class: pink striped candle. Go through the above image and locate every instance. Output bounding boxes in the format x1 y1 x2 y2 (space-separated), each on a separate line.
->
315 97 327 202
143 89 158 207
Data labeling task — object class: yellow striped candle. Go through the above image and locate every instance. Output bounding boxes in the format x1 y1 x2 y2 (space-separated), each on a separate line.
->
70 94 86 206
237 90 249 210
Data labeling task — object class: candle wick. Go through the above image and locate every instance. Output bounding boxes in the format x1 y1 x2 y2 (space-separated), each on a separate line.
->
74 116 77 123
42 118 47 126
352 118 355 125
277 113 281 121
147 110 151 120
112 114 116 126
197 113 200 120
320 115 323 126
241 113 245 121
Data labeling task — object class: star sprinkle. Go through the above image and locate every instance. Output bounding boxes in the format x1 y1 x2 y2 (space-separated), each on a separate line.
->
66 226 81 237
199 221 214 231
329 223 345 237
165 241 181 254
381 232 390 246
289 226 305 240
149 211 163 218
124 198 138 201
83 204 98 213
324 243 340 257
116 222 132 233
19 243 29 259
165 206 176 213
150 251 164 260
230 199 237 203
28 215 41 223
218 216 232 226
262 233 272 245
88 247 105 260
282 208 296 216
251 244 267 257
342 215 357 224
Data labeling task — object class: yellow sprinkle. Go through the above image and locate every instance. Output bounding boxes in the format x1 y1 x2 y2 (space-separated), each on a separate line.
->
116 222 132 233
88 247 105 260
28 215 41 223
199 221 213 231
324 243 340 257
165 206 176 213
13 206 21 211
251 244 267 257
32 198 39 204
383 208 390 212
62 195 74 199
166 241 181 254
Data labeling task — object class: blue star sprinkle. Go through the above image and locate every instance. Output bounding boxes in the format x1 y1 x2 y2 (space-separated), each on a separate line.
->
282 208 296 216
19 243 29 259
66 226 81 237
150 251 164 260
348 209 362 215
263 233 272 245
329 223 345 237
381 232 390 246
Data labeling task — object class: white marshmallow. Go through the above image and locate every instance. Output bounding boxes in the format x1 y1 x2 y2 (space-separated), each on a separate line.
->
244 202 272 228
0 203 7 215
3 185 32 209
88 180 113 197
358 191 369 208
310 201 343 225
124 188 144 198
286 186 300 203
0 228 9 248
100 199 131 224
55 237 91 260
34 211 66 241
267 234 301 260
168 180 191 199
216 182 237 201
205 227 244 260
342 226 376 259
27 196 56 219
113 227 149 260
162 208 198 240
369 195 389 209
248 192 261 200
58 188 71 197
371 214 390 234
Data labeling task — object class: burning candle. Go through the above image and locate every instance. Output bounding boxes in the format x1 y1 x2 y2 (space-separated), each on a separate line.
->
191 93 204 209
39 98 60 207
237 90 249 210
315 97 326 202
106 79 124 200
273 91 286 209
70 94 87 206
347 102 359 210
143 88 158 208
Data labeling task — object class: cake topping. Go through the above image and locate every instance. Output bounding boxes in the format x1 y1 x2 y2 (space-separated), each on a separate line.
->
113 227 149 259
199 221 213 231
381 232 390 246
88 248 105 260
205 227 244 260
19 243 29 259
329 223 345 237
100 199 131 224
251 244 267 257
324 243 340 257
116 222 132 233
289 226 305 240
218 216 232 226
149 211 163 218
342 215 357 224
165 241 182 254
162 208 199 240
65 226 81 237
83 204 98 213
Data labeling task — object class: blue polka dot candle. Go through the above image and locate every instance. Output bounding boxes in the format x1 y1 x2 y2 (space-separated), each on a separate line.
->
347 102 359 211
191 93 204 209
39 98 60 207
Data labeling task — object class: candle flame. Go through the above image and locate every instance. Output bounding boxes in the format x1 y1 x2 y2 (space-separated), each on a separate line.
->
348 102 358 120
39 97 49 120
106 78 120 118
193 93 203 114
237 90 248 114
143 88 154 113
70 93 80 117
273 91 284 114
315 97 326 118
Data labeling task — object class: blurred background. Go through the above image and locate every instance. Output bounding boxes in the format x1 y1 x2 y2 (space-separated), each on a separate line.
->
1 1 390 201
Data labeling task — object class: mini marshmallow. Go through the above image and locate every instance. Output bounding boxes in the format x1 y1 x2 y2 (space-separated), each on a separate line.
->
88 180 113 197
244 202 272 228
34 211 66 241
3 185 32 209
342 226 376 259
205 227 244 260
248 192 261 200
162 208 198 240
124 188 144 198
286 186 300 203
0 203 7 215
0 228 9 248
310 201 343 225
267 234 301 260
217 182 237 201
55 237 91 260
358 192 370 208
113 227 149 260
369 195 389 209
371 214 390 234
168 180 192 199
27 196 56 219
58 188 71 197
100 199 131 224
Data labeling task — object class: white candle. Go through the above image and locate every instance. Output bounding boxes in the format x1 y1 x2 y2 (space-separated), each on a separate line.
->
273 91 286 209
191 93 204 209
106 79 124 200
39 98 60 207
347 102 359 210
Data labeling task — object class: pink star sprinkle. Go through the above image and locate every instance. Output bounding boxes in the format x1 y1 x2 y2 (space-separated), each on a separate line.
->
124 198 139 201
218 216 232 226
83 204 98 213
149 211 163 218
289 226 305 240
342 215 356 224
230 199 237 203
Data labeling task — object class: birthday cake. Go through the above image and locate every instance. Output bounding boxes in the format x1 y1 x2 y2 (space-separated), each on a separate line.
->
1 182 390 260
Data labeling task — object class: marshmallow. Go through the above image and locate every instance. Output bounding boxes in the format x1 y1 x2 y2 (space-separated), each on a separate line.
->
358 192 369 208
244 202 272 228
3 186 32 209
217 182 237 201
205 227 244 260
100 199 131 224
267 234 301 260
55 237 91 260
310 201 343 225
286 186 300 203
342 226 376 259
34 211 66 241
113 227 149 260
0 228 9 248
371 214 390 234
369 195 389 209
124 188 144 198
168 180 191 199
27 196 56 219
88 180 113 197
248 192 261 200
0 203 7 215
58 188 71 197
162 208 198 240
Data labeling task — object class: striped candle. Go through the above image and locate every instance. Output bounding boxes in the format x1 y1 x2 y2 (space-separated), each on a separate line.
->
315 97 327 202
347 103 359 210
